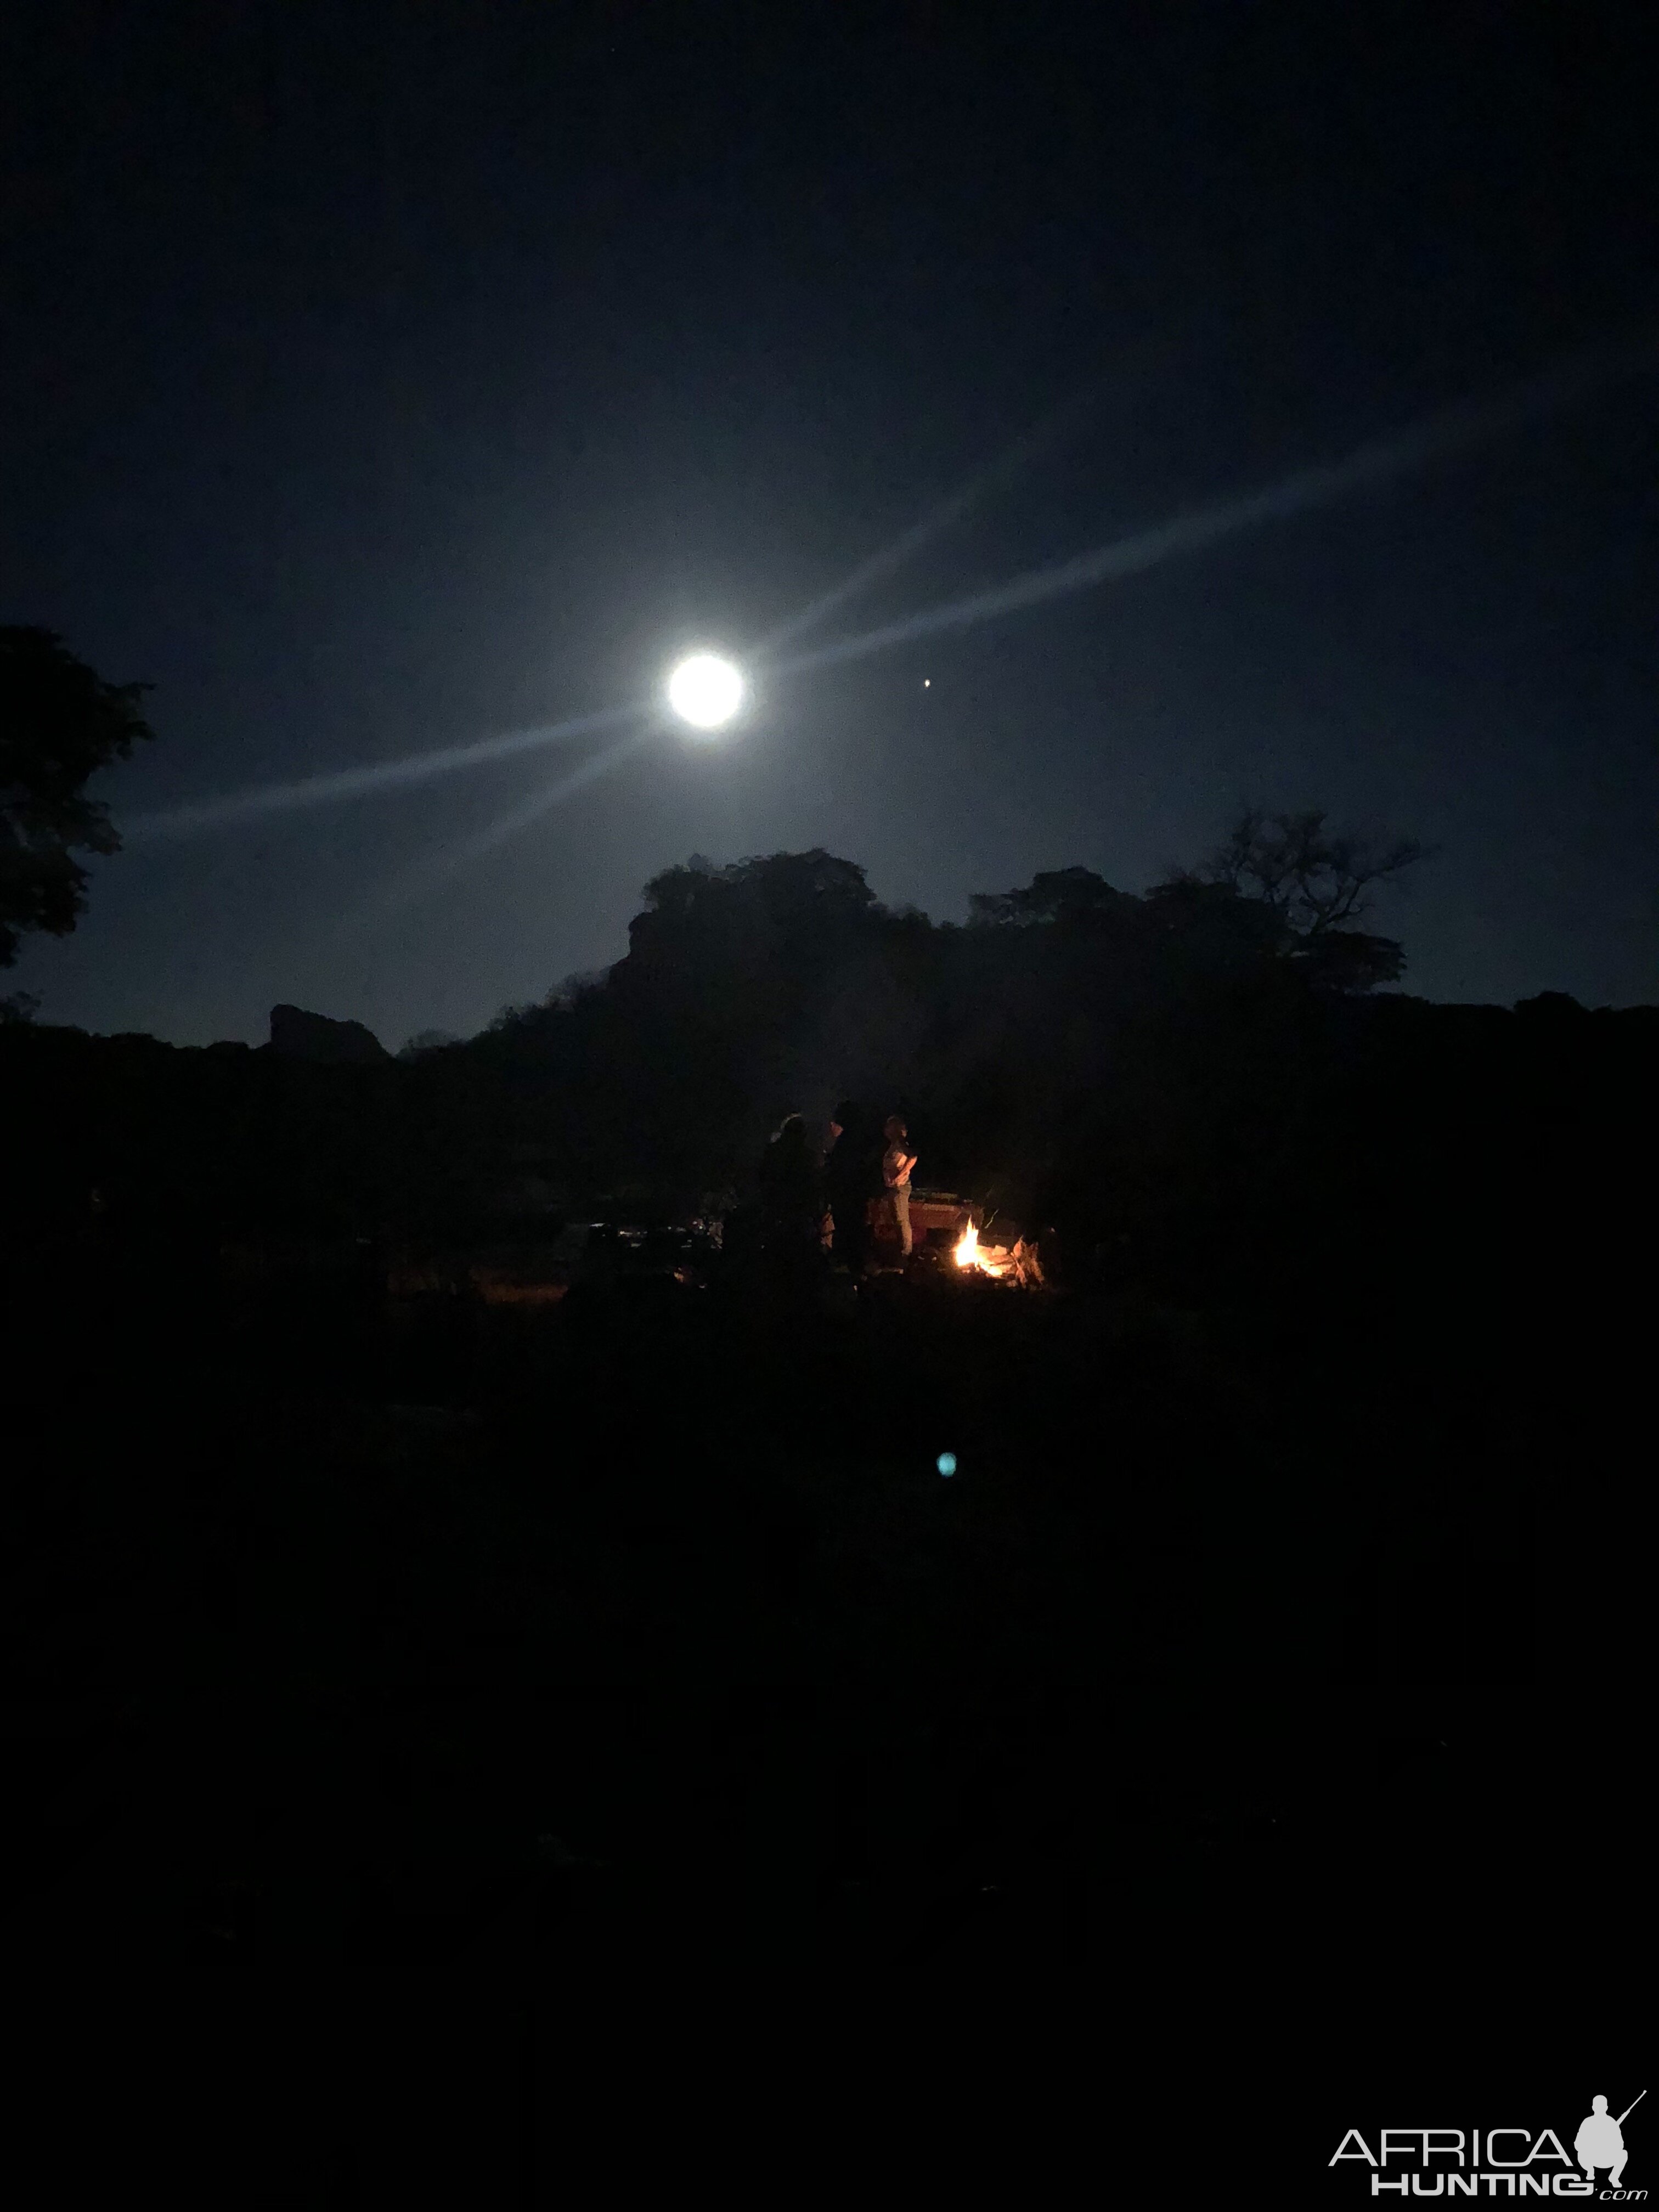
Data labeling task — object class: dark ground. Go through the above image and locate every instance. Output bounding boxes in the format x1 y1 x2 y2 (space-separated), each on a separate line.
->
3 1232 1647 2193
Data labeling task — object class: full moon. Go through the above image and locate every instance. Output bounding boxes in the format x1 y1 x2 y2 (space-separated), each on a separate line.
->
667 652 744 730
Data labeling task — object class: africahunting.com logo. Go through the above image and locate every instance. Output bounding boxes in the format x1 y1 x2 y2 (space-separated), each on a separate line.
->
1331 2092 1645 2199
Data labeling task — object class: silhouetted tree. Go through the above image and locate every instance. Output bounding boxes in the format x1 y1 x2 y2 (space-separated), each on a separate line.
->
0 627 154 966
1152 808 1427 990
968 865 1137 930
1203 808 1425 927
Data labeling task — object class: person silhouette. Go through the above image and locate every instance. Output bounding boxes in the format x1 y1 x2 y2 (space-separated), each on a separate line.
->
1575 2096 1627 2188
823 1100 877 1277
758 1113 824 1295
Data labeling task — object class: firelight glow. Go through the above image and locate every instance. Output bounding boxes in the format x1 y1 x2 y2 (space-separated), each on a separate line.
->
667 652 744 730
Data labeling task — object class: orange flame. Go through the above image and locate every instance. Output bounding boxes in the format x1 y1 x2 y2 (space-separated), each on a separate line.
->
953 1221 980 1269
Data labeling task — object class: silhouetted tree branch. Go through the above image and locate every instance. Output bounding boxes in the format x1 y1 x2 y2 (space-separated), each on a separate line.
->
0 626 154 966
1197 808 1427 935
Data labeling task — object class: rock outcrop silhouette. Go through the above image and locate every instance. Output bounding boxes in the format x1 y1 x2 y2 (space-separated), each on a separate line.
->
269 1003 390 1065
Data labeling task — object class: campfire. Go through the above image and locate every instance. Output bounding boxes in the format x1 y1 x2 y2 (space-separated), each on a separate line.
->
952 1220 990 1272
952 1218 1043 1286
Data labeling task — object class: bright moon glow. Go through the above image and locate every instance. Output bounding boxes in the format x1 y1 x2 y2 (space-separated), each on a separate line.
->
668 653 744 730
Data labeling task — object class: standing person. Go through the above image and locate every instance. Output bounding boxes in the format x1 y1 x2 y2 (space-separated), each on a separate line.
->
824 1100 875 1277
882 1115 918 1258
759 1115 822 1265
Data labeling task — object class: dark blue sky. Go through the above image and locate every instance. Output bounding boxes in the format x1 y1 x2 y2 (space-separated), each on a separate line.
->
4 2 1655 1046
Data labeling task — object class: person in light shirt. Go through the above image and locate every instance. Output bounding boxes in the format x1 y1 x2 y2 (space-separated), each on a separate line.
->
881 1114 918 1258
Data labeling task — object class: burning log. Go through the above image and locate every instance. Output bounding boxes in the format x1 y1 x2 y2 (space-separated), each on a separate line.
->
952 1221 1045 1287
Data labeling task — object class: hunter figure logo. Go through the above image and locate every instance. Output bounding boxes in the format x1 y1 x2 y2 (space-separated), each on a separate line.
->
1330 2090 1645 2198
1577 2096 1640 2195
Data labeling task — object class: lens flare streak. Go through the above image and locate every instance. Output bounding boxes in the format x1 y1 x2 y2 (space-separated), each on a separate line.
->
124 703 642 840
348 726 659 926
771 338 1659 679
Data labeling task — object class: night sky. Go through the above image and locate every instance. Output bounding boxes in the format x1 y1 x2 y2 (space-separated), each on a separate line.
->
4 2 1656 1048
